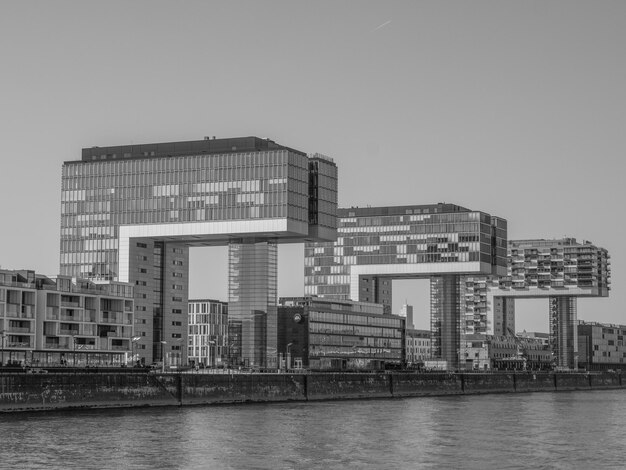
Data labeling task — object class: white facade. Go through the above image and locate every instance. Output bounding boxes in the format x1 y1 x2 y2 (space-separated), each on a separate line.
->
188 299 228 367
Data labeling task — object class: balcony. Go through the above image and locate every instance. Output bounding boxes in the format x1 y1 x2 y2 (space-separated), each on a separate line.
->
59 329 80 336
61 301 81 308
60 314 80 322
46 307 59 320
7 341 32 348
6 304 19 316
8 327 31 334
84 309 97 322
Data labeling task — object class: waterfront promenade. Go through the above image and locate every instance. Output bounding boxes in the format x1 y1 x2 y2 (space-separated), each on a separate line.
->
0 369 623 413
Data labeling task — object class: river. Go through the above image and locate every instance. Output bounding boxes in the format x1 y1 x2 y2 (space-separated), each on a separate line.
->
1 390 624 469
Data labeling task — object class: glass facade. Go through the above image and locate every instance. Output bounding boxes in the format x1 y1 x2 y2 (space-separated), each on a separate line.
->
61 148 314 281
303 203 507 368
228 241 277 369
278 297 404 371
60 137 338 365
304 204 507 300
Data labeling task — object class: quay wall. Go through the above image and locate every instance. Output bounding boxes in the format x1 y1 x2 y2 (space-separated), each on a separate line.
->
0 371 623 413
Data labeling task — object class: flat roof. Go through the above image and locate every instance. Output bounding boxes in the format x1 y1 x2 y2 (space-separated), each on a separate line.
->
67 136 309 164
338 203 471 218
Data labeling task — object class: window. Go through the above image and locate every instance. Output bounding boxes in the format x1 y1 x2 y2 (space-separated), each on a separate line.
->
172 321 182 326
173 247 184 254
136 242 148 248
172 296 182 302
172 284 183 290
172 308 183 314
172 333 182 338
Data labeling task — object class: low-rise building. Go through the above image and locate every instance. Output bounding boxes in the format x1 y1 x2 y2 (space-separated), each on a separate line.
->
578 321 626 371
462 334 491 370
278 297 405 371
488 334 552 370
0 269 134 367
188 298 228 367
405 329 431 366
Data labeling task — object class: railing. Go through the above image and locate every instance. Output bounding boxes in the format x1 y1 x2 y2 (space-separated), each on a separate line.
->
6 304 19 314
60 314 79 322
8 327 31 334
59 329 79 336
46 307 59 320
61 301 81 308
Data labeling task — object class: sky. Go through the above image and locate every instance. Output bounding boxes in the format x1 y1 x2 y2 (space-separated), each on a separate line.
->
1 1 625 332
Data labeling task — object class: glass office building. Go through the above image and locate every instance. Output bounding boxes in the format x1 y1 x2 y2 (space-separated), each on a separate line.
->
278 297 405 370
304 203 507 368
60 137 338 366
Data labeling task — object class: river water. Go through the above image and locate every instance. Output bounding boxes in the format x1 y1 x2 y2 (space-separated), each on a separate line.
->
1 390 624 469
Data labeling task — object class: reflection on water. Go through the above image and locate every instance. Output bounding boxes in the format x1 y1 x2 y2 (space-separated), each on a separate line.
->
1 390 625 469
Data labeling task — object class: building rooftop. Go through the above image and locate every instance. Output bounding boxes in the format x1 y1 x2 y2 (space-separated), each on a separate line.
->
69 136 309 164
338 203 471 218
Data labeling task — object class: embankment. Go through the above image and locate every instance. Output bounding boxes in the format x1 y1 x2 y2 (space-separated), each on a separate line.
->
0 371 623 413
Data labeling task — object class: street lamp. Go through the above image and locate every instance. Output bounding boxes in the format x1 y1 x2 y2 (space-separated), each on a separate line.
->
160 341 167 373
131 336 141 367
286 342 293 371
71 331 77 367
0 330 5 367
208 340 216 368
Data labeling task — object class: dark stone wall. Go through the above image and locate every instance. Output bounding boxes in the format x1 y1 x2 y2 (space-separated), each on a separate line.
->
463 373 515 393
182 373 305 405
0 373 178 412
514 373 556 392
306 373 391 400
392 373 462 397
554 373 591 391
0 371 623 413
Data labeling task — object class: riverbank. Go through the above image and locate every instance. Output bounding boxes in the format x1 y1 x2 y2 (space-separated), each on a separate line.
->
0 370 623 412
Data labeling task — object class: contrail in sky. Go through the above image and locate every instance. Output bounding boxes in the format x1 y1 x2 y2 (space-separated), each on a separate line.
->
371 20 392 32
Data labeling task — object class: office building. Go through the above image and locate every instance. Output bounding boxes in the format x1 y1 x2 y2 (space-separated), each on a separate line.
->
188 298 228 367
278 297 405 370
398 303 414 329
305 203 507 368
0 268 134 366
60 136 338 367
405 328 431 366
578 321 626 371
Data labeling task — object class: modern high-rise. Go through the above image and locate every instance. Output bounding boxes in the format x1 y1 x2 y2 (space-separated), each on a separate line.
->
461 238 610 368
60 136 338 367
305 203 508 368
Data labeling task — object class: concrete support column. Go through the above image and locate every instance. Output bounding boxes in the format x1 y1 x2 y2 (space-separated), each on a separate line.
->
549 296 578 369
431 275 461 369
228 240 277 369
